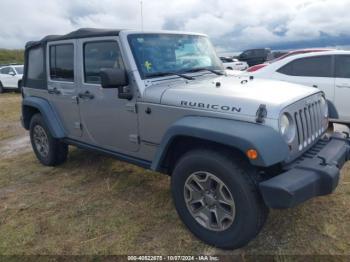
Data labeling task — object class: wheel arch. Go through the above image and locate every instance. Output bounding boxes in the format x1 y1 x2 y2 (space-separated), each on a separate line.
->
22 96 65 138
151 116 289 174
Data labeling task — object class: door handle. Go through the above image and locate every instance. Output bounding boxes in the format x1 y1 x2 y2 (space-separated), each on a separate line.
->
336 84 350 88
312 84 318 88
78 91 94 99
48 87 61 95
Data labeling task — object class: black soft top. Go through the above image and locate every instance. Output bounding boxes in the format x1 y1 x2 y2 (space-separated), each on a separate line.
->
25 28 122 49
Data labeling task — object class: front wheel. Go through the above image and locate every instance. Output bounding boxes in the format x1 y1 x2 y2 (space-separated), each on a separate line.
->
29 113 68 166
171 149 269 249
0 82 3 93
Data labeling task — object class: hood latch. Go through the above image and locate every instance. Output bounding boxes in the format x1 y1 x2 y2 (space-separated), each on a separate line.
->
256 104 267 123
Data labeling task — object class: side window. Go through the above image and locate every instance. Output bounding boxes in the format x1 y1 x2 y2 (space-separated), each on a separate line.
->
49 44 74 82
84 41 124 84
0 67 10 74
8 68 15 75
335 55 350 78
277 62 293 75
27 47 44 80
277 56 332 77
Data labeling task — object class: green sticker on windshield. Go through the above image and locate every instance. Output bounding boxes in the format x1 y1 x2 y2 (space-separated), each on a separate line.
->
144 61 152 72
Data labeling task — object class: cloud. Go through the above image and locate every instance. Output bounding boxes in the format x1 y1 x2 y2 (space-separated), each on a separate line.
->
0 0 350 51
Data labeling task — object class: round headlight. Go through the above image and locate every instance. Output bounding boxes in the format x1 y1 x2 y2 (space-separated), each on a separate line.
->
279 113 296 143
320 96 328 118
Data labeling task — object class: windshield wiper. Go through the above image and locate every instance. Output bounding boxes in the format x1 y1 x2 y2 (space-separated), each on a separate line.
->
182 68 225 76
145 72 194 80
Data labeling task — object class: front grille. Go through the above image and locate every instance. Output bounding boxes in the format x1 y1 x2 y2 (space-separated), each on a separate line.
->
294 99 324 151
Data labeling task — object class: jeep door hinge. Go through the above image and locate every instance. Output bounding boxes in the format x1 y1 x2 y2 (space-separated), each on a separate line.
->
74 122 83 130
129 134 140 144
126 103 137 113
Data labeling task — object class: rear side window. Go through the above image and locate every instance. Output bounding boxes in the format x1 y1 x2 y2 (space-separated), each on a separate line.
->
277 56 332 77
27 47 44 80
83 41 124 84
49 44 74 82
335 55 350 78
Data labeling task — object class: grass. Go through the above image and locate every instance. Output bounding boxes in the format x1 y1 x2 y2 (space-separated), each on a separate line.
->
0 93 25 140
0 93 349 255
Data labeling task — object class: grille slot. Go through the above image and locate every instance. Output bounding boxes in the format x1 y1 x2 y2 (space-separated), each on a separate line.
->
293 99 324 151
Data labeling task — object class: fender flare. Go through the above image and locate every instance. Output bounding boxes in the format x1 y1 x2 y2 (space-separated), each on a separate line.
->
22 96 65 138
327 99 339 119
151 116 289 171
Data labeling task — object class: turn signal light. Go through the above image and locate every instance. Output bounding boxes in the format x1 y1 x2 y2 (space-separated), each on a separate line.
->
246 149 258 160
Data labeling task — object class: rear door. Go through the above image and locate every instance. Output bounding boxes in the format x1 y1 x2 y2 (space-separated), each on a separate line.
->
274 55 335 101
76 37 139 153
334 55 350 121
46 40 82 138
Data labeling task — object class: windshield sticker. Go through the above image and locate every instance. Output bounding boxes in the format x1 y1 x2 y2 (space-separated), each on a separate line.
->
144 61 152 72
137 38 144 43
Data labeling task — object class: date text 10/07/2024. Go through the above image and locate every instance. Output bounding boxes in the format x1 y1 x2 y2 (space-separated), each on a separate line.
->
127 255 220 261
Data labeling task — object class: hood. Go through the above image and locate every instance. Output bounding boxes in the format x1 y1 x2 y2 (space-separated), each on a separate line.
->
143 75 320 119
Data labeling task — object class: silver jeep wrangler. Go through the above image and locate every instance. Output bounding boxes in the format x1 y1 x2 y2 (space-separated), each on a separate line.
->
21 28 350 249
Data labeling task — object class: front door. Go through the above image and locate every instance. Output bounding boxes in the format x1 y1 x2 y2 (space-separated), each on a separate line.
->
76 37 139 153
46 40 82 138
334 55 350 121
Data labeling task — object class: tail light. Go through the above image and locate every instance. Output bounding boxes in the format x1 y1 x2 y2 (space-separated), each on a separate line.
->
246 64 267 72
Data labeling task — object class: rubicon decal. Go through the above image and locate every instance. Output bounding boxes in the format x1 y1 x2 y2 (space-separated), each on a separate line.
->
181 100 242 113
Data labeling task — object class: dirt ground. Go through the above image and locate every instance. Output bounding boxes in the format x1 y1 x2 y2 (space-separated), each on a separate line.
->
0 93 349 256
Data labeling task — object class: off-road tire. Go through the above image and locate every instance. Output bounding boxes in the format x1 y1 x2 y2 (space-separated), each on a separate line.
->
171 149 269 249
29 113 68 166
0 82 3 93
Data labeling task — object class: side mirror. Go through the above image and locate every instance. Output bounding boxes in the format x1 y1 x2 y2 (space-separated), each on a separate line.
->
100 68 132 100
9 71 15 76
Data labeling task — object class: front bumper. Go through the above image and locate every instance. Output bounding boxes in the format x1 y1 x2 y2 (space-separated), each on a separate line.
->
259 132 350 209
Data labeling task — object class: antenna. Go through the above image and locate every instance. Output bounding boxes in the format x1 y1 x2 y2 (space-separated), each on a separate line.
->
140 0 144 31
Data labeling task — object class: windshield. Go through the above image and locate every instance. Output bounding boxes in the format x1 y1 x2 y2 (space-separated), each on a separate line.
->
128 34 224 79
14 66 23 74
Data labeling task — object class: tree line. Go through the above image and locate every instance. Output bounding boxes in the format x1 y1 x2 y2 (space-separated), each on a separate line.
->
0 49 24 66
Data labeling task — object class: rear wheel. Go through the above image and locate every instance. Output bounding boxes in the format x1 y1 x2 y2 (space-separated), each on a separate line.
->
29 113 68 166
171 149 268 249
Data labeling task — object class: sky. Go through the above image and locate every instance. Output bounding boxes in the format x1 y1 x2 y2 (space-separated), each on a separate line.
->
1 0 350 53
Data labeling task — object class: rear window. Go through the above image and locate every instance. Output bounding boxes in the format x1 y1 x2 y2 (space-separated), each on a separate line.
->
49 44 74 82
14 66 24 74
27 47 44 80
277 56 332 77
335 55 350 78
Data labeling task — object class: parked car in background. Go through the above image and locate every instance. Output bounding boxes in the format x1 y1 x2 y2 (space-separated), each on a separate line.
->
220 57 248 70
267 51 288 61
246 50 350 123
238 48 271 67
247 49 333 72
0 64 24 93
